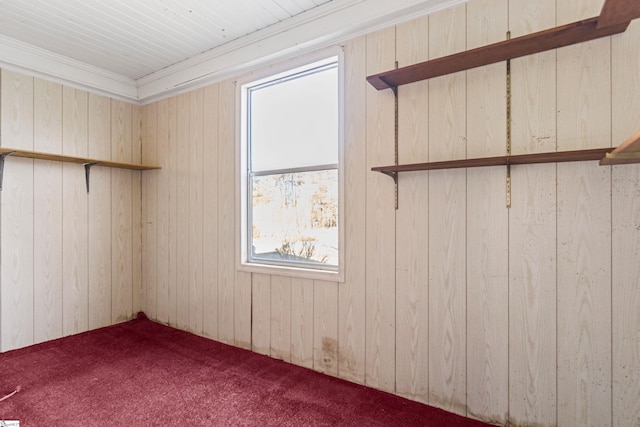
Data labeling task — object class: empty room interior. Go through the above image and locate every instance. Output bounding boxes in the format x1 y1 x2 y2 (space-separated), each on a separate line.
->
0 0 639 425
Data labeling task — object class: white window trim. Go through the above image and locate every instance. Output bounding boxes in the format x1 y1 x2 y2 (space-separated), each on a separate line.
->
235 46 345 283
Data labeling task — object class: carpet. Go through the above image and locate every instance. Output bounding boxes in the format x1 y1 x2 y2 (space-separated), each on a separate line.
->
0 314 493 426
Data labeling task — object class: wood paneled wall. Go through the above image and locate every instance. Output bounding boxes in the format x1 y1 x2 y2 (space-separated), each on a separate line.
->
141 0 640 425
0 69 142 352
0 0 630 425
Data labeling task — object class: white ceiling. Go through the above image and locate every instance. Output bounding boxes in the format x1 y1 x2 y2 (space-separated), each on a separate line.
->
0 0 466 103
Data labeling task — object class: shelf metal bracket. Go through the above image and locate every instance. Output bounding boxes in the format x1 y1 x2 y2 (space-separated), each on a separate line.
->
84 162 99 193
0 151 16 191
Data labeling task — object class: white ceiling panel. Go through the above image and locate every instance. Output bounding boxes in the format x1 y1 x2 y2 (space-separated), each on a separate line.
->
0 0 334 80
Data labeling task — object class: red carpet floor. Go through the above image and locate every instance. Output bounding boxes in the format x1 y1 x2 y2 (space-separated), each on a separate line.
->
0 315 493 426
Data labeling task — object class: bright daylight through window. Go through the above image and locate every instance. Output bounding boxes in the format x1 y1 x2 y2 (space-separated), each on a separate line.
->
241 55 340 273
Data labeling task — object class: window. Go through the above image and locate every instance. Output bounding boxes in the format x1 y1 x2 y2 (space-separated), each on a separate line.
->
239 53 343 279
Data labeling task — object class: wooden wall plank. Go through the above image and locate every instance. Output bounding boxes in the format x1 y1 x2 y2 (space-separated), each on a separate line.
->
557 163 611 426
338 36 367 385
33 79 63 344
0 70 34 352
234 271 252 349
291 278 314 368
556 2 612 425
252 273 271 355
611 164 640 427
395 15 429 404
131 105 143 316
202 84 219 339
88 93 112 330
508 1 558 425
508 168 558 427
365 26 396 393
218 80 236 345
510 0 557 156
313 280 338 376
427 4 467 416
143 103 158 320
611 18 640 427
175 93 190 330
270 275 292 362
156 99 170 324
62 87 89 336
166 96 179 326
111 99 133 323
465 0 509 423
189 88 204 334
228 86 251 349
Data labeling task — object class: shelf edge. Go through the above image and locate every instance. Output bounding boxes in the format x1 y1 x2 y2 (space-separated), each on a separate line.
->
372 148 612 174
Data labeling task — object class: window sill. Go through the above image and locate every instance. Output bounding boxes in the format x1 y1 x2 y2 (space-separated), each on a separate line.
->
237 261 344 283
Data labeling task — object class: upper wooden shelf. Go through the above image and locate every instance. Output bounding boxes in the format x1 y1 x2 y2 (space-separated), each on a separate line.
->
372 148 612 176
367 0 640 90
0 147 160 171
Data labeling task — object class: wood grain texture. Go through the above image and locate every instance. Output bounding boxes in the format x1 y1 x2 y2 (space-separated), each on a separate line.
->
234 271 252 350
464 1 508 423
395 15 429 404
189 88 204 334
111 99 134 323
33 79 63 344
175 93 190 330
166 96 179 326
509 163 558 426
217 79 236 345
558 0 604 25
0 69 34 352
155 98 170 325
557 0 611 151
291 278 314 368
252 273 271 356
62 87 89 336
611 18 640 427
143 103 158 320
88 93 112 330
427 4 467 416
202 84 219 339
364 26 397 393
131 105 143 317
508 4 558 425
611 164 640 427
556 3 612 424
218 80 252 348
313 280 338 376
557 162 612 426
338 35 367 385
510 0 557 155
270 275 292 362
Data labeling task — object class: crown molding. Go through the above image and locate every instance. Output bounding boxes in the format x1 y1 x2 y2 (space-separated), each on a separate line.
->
136 0 467 104
0 0 467 104
0 34 138 102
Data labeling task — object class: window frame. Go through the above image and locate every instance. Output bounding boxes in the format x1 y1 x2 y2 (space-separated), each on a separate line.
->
236 47 345 282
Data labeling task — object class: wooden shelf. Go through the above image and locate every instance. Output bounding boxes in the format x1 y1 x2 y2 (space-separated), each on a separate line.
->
0 147 160 192
372 148 612 176
367 0 640 91
0 147 160 171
